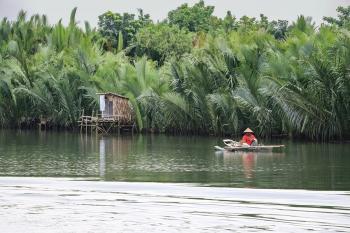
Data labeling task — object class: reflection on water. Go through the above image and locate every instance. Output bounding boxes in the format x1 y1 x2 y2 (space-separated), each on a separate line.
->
0 130 350 190
98 136 132 178
99 139 105 178
215 151 286 188
242 153 255 179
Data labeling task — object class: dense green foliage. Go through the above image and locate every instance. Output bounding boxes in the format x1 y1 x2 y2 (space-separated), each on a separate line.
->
0 2 349 140
134 23 192 64
98 9 151 51
323 6 350 28
167 0 215 32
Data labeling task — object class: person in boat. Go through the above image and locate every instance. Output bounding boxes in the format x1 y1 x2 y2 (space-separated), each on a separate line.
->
240 128 258 146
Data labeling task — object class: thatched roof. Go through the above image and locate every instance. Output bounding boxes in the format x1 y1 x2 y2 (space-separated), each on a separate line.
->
96 92 129 100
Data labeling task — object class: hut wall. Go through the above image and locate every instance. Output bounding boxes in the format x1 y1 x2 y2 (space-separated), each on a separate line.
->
103 95 114 117
112 96 133 124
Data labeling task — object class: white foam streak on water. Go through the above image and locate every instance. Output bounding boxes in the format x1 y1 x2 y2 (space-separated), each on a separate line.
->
0 177 349 233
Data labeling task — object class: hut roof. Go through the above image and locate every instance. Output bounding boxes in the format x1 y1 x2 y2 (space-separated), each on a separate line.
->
96 92 129 100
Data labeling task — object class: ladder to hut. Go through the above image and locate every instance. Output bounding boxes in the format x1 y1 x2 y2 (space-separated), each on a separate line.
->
78 92 136 134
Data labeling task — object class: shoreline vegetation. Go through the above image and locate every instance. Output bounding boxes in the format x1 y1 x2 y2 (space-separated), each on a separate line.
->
0 1 349 140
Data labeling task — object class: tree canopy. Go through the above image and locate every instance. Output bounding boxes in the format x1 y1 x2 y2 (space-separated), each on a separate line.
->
97 9 151 51
167 0 215 32
323 6 350 28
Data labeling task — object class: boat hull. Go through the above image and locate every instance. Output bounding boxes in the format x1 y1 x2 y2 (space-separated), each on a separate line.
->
215 145 285 152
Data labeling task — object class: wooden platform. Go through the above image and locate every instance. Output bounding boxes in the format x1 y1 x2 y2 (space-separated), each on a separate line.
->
78 115 135 134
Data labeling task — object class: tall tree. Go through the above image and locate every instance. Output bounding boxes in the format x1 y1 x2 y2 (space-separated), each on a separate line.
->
323 6 350 28
134 23 192 65
97 10 151 51
167 0 215 32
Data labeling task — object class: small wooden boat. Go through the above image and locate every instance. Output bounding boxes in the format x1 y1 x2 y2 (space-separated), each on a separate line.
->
214 139 285 152
215 145 285 152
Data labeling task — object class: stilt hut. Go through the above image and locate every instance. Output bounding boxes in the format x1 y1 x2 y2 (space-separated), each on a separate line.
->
78 92 135 134
97 92 134 125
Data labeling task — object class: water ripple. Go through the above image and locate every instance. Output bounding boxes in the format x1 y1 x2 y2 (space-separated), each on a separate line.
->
0 177 349 233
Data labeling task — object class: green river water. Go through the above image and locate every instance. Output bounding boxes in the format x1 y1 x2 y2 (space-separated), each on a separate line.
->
0 130 349 232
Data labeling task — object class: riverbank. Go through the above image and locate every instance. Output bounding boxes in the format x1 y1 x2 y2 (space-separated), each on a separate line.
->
1 127 350 142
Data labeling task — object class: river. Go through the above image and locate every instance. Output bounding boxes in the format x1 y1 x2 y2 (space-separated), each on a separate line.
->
0 130 349 232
